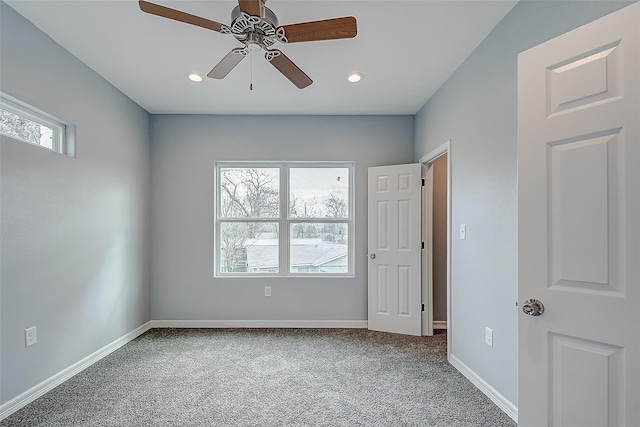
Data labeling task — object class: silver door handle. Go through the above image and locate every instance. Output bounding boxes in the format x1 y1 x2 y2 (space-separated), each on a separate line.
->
369 253 376 259
522 299 544 316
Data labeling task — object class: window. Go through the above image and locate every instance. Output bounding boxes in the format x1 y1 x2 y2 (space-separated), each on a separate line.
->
215 162 353 276
0 93 74 156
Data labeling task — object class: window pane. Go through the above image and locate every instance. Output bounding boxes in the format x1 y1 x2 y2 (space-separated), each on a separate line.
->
219 168 279 218
290 223 348 273
289 168 349 219
0 108 54 148
220 222 279 273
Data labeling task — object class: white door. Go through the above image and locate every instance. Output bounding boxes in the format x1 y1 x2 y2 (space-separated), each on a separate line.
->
518 3 640 426
368 164 422 336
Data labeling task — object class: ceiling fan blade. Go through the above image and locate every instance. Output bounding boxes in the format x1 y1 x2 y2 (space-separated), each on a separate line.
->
277 17 357 43
238 0 261 17
265 50 312 89
207 48 248 79
139 1 223 32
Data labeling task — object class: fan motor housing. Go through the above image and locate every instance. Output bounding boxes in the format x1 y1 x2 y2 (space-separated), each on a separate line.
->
229 6 279 48
230 5 279 30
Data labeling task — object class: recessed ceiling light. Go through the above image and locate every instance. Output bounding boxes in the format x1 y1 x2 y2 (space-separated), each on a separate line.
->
347 72 363 83
187 72 203 83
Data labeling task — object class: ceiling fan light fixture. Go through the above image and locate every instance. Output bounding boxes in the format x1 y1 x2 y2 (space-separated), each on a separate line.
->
347 72 363 83
187 72 203 83
139 0 358 89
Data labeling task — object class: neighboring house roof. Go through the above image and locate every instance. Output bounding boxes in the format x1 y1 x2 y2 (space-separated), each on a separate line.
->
246 239 347 269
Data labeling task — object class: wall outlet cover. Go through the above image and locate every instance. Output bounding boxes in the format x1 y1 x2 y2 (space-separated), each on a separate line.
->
25 326 37 347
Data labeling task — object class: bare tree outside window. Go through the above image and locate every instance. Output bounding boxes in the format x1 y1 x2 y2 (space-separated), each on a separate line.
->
220 222 278 273
326 191 348 218
0 108 54 148
325 191 348 243
289 167 349 219
219 168 279 273
220 168 279 218
290 168 349 247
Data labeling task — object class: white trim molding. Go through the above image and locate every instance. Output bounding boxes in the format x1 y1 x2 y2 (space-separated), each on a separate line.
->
149 320 369 329
0 321 154 421
0 319 368 421
432 321 447 330
419 140 450 164
449 353 518 423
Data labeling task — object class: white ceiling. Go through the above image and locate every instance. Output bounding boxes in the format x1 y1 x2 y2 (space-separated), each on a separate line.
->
5 0 517 115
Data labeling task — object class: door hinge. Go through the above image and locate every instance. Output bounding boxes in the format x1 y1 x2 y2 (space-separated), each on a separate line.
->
421 241 425 249
422 178 425 186
422 304 425 311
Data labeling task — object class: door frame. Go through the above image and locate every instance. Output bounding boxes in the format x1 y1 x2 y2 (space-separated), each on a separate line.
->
419 140 451 356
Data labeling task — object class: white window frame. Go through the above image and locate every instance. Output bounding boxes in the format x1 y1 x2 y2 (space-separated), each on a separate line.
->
214 161 355 278
0 92 74 156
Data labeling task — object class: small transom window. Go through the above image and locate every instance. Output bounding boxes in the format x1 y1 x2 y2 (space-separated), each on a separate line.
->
0 93 73 156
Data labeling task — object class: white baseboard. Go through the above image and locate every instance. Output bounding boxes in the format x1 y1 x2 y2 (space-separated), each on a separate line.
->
0 319 366 421
449 353 518 423
149 320 369 329
2 319 517 425
0 321 153 421
433 321 447 330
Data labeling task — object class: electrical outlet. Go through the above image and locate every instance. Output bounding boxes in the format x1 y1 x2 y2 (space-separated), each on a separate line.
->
25 326 37 347
265 286 271 297
485 327 493 347
459 224 467 240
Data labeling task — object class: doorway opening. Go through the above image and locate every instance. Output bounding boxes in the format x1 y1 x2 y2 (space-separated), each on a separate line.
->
420 141 451 357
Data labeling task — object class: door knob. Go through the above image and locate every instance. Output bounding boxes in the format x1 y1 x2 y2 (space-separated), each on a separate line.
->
369 253 376 259
522 299 544 316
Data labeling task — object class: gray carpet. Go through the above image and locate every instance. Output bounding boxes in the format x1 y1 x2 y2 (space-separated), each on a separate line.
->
2 329 516 426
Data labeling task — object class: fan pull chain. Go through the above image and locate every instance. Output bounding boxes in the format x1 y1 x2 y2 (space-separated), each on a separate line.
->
250 48 253 91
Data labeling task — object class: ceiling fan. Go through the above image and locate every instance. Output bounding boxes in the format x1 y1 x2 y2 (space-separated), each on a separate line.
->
138 0 358 89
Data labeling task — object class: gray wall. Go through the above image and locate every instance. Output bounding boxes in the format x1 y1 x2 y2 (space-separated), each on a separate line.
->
150 115 413 321
0 4 151 404
414 0 635 408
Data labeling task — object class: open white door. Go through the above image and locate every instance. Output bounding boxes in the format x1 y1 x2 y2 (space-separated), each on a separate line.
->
368 164 422 336
518 3 640 426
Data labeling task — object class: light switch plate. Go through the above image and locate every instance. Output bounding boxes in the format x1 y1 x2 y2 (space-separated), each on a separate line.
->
460 224 467 240
485 327 493 347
